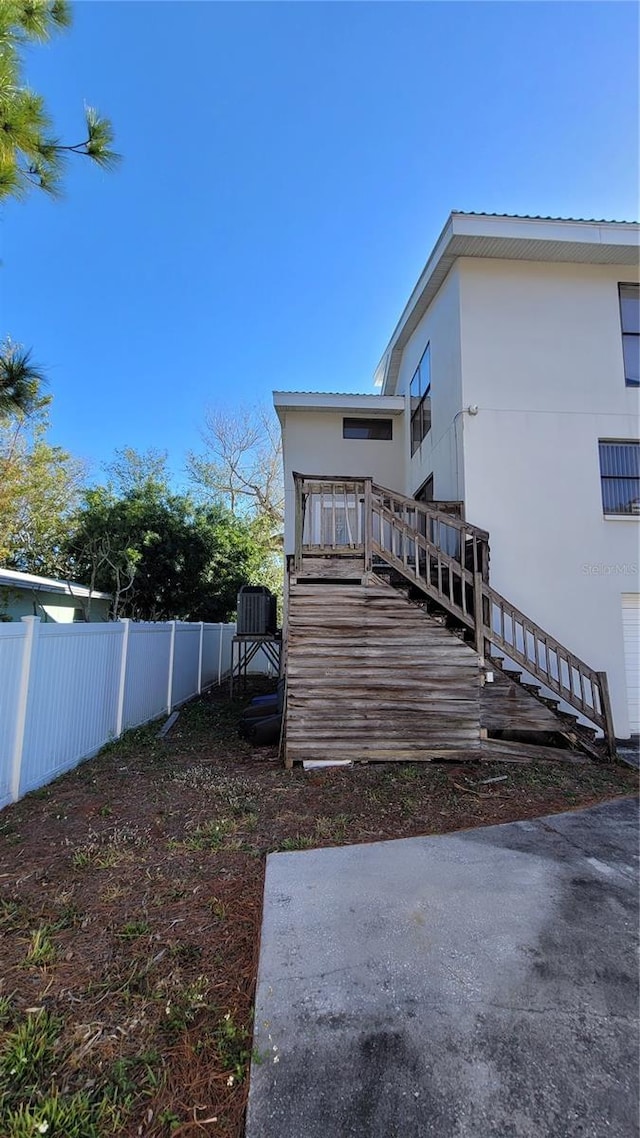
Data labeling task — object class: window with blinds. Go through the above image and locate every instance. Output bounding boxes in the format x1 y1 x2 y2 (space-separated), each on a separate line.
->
599 440 640 515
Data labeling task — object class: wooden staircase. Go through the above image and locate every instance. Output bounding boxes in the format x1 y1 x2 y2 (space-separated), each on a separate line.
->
285 576 481 766
282 475 616 766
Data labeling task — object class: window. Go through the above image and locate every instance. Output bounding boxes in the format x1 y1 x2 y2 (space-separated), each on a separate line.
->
619 284 639 387
342 417 392 440
410 344 431 454
414 475 434 503
599 441 640 515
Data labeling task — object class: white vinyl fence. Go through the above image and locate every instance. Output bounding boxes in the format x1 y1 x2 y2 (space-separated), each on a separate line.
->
0 617 273 809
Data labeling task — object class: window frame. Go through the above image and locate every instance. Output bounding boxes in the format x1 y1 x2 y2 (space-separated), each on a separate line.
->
598 439 640 517
410 344 431 455
342 417 393 441
619 283 639 388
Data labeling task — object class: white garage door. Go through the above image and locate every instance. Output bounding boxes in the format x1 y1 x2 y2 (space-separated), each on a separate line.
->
622 594 640 734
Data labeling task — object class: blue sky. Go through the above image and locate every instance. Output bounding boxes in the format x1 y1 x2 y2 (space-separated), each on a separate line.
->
2 1 638 487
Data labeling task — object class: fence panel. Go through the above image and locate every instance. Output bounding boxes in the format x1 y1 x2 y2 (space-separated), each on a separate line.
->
220 623 235 678
0 618 272 808
201 624 223 687
172 623 201 707
20 623 122 797
123 622 172 729
0 624 27 809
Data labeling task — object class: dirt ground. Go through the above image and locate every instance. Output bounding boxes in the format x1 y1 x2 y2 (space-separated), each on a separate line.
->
0 681 637 1137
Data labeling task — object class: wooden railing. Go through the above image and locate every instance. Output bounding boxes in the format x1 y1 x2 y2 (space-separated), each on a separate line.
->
293 476 369 570
292 473 616 755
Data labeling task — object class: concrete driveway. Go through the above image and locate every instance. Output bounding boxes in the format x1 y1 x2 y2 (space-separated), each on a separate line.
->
246 798 639 1138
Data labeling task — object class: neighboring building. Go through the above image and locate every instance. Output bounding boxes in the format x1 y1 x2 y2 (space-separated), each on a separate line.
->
0 568 112 623
274 213 639 750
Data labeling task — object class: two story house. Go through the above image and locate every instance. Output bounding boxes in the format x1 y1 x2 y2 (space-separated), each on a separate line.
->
274 213 639 764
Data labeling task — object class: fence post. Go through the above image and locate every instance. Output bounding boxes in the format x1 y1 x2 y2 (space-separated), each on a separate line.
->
197 621 204 695
115 618 131 737
11 616 40 802
217 622 224 686
167 621 177 713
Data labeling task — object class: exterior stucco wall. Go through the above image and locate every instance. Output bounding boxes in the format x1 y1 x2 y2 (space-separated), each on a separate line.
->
0 587 111 623
457 258 640 737
394 266 465 501
280 409 405 554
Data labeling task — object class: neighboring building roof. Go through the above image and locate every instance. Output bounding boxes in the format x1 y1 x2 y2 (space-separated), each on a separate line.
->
273 391 405 420
376 212 640 394
0 567 112 601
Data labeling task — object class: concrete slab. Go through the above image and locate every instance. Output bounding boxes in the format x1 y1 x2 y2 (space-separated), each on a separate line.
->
246 798 639 1138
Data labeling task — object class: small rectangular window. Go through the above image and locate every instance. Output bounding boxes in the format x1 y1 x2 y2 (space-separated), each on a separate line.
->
599 440 640 515
343 418 392 440
619 284 639 387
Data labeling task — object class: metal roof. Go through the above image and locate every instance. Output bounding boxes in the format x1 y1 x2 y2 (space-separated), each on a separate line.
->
273 390 404 419
0 567 112 600
453 211 638 225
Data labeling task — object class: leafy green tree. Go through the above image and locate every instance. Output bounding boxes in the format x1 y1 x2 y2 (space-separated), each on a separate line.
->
66 468 266 621
0 0 118 201
0 400 85 573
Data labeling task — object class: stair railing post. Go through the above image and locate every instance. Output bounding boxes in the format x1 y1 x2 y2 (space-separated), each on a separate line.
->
596 671 616 759
294 474 304 573
471 537 486 656
364 478 373 572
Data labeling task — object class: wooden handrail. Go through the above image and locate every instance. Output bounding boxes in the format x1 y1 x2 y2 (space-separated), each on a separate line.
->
372 482 490 540
481 583 609 728
291 471 615 755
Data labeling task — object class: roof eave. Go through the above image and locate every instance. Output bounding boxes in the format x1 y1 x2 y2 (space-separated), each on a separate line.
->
379 213 640 394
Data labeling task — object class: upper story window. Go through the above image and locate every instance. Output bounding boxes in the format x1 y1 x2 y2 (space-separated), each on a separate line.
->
599 440 640 515
619 284 639 387
410 344 431 455
343 418 392 440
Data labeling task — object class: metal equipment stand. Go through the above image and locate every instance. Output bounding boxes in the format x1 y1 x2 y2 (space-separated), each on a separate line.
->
229 635 282 697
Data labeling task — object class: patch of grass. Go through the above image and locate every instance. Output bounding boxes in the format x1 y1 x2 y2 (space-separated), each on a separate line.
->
397 764 422 782
118 920 149 940
101 883 128 903
162 975 210 1036
52 903 81 931
278 834 315 851
0 1009 61 1100
215 1011 251 1085
173 817 238 852
0 900 23 933
314 814 351 842
209 897 227 921
4 1090 106 1138
0 995 14 1028
105 1050 163 1111
23 926 56 968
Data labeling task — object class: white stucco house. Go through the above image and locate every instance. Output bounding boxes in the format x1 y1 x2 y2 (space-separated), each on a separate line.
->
0 568 112 623
274 212 639 754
